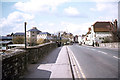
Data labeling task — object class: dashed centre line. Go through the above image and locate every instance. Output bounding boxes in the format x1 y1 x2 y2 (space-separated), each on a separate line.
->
113 56 119 59
78 46 119 60
98 51 108 55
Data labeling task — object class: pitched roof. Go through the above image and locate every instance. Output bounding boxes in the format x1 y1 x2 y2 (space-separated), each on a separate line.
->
93 22 112 32
28 27 41 32
39 32 51 35
14 33 25 36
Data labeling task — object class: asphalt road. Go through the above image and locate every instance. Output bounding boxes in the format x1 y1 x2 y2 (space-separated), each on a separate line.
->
68 44 118 78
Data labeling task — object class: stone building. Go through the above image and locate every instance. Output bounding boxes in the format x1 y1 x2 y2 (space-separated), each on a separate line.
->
13 33 25 38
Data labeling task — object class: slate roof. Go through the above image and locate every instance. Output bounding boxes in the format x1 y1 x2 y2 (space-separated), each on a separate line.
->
14 33 25 36
28 28 40 32
0 36 12 40
39 32 51 35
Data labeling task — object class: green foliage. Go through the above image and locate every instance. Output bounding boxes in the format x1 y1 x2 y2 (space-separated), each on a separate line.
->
13 37 24 44
37 38 45 44
37 38 50 44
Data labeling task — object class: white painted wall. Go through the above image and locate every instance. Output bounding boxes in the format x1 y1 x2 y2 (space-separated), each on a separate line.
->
84 25 112 45
37 34 52 40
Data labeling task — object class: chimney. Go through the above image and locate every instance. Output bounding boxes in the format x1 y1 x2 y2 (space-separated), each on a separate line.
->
32 27 37 29
114 19 117 30
88 27 91 32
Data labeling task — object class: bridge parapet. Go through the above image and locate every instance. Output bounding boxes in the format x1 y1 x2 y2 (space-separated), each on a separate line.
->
2 42 57 80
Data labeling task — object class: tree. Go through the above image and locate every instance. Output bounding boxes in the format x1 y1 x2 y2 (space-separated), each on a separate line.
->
37 38 45 44
13 36 25 44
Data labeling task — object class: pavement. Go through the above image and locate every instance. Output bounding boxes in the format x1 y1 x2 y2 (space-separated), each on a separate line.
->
23 46 72 79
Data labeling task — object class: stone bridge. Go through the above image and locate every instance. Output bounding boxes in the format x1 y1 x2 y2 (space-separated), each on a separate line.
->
2 42 57 80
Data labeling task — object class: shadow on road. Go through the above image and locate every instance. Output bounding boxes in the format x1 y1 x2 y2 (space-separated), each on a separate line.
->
39 47 62 64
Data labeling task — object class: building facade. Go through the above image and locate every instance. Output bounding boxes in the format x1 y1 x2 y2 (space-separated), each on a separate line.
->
92 22 113 44
27 27 41 45
0 36 13 49
82 21 117 46
13 33 25 38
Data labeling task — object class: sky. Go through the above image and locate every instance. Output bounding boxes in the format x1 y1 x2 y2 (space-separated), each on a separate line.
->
0 0 119 36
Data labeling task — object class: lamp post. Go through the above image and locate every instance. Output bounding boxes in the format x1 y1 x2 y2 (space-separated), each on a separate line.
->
24 22 27 49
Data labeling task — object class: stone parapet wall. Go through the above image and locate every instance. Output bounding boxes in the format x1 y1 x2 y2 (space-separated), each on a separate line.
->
99 42 119 48
2 42 57 80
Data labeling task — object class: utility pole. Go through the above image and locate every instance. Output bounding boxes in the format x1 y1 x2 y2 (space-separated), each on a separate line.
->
24 22 27 49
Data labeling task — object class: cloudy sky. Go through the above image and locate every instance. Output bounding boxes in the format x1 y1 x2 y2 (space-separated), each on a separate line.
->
0 0 118 36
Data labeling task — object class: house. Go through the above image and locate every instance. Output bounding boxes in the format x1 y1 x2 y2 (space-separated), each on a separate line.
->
81 20 117 46
37 32 52 40
90 21 114 45
27 27 41 45
78 35 83 44
84 28 92 45
61 32 73 42
0 40 13 50
13 32 25 38
0 36 12 41
81 34 86 44
67 33 74 42
0 36 13 49
74 35 78 43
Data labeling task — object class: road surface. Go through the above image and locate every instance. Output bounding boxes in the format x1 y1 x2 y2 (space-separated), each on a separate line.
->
68 44 118 78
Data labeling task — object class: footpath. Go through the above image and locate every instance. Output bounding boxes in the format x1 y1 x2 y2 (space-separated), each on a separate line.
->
23 46 73 79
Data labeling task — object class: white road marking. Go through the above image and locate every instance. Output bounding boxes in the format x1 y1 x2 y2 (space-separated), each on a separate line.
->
113 56 119 59
67 47 86 79
98 51 108 55
70 51 81 78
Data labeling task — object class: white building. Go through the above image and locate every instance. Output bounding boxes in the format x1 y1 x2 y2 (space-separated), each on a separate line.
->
78 35 82 44
37 32 52 40
82 21 115 46
81 28 93 45
89 21 113 45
